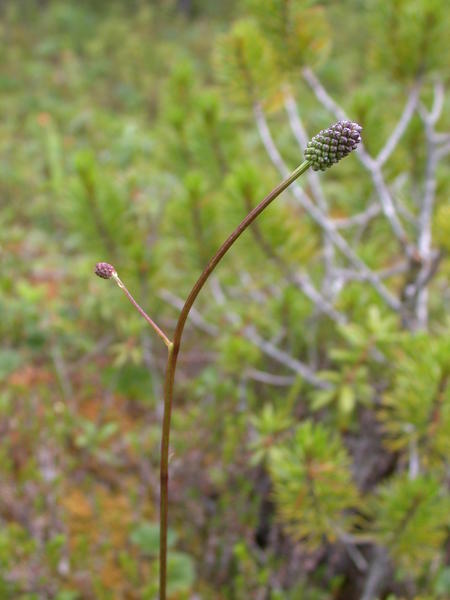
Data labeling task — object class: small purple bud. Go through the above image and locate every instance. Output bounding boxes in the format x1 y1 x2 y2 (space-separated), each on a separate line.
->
95 262 116 279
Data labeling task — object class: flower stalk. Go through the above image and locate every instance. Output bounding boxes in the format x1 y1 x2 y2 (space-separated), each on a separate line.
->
158 159 311 599
94 120 362 600
95 262 172 348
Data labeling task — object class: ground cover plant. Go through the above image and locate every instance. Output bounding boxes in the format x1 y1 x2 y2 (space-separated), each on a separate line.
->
0 1 449 598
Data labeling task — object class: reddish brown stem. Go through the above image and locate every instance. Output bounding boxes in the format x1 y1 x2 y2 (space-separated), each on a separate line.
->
159 160 311 599
112 273 172 348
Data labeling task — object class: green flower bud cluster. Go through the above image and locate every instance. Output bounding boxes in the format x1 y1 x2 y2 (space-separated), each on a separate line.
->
305 121 362 171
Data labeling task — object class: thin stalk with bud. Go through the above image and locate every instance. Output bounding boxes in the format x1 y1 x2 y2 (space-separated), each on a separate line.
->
94 121 362 600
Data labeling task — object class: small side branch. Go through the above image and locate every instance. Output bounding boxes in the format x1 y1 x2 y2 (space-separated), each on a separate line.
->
113 272 172 348
95 263 172 348
245 368 296 387
336 261 409 283
158 289 220 336
283 92 329 214
333 204 381 229
376 83 421 167
291 272 346 324
436 141 450 162
243 326 331 389
360 546 391 600
415 80 446 328
302 67 347 122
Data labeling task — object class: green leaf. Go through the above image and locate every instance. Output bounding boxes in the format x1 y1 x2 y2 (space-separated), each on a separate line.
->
339 323 366 347
0 349 23 379
338 386 355 415
55 592 80 600
167 552 195 594
311 389 335 411
434 566 450 596
130 522 176 556
98 422 119 442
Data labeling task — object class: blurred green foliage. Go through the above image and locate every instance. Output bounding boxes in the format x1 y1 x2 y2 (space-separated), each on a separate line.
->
0 0 449 599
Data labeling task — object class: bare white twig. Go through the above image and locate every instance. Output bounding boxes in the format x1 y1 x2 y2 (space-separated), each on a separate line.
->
253 102 402 312
291 272 347 324
403 251 442 302
245 368 296 386
415 81 446 328
390 174 417 225
253 103 290 179
302 67 416 256
336 529 368 572
428 80 445 125
361 547 391 600
370 167 413 252
376 82 421 167
162 285 329 389
283 92 329 214
336 261 409 283
243 326 331 389
333 204 381 229
210 276 227 305
253 102 310 204
436 141 450 162
159 289 219 336
432 132 450 144
283 90 335 292
408 434 420 480
238 271 268 305
302 67 347 121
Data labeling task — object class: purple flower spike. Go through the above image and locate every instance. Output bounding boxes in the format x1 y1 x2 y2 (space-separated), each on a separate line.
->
305 121 362 171
95 262 116 279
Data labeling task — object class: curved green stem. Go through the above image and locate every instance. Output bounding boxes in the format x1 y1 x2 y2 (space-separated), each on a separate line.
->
159 160 311 599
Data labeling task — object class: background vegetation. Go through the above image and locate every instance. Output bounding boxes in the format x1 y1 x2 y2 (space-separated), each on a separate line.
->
0 1 449 598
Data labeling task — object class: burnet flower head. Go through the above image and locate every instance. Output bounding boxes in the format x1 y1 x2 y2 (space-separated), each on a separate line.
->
305 121 362 171
95 262 116 279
